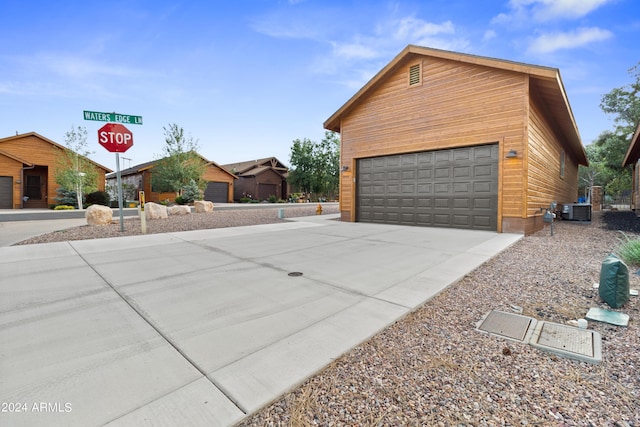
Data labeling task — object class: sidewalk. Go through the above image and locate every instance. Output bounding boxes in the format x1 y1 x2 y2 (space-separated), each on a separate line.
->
0 215 521 426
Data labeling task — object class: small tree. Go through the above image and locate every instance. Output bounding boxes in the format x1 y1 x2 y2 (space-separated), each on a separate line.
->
151 123 206 194
55 126 100 209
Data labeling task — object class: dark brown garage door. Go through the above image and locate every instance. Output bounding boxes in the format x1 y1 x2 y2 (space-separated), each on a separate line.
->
204 182 229 203
357 144 498 231
258 184 277 201
0 176 12 209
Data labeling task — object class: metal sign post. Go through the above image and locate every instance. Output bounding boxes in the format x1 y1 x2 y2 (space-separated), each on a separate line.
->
115 153 125 232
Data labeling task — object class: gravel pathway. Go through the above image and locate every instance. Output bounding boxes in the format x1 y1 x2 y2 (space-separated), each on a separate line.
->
14 208 640 426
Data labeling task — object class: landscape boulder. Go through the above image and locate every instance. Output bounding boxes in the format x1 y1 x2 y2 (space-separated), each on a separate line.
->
145 202 168 220
85 204 113 226
194 200 214 213
168 205 191 216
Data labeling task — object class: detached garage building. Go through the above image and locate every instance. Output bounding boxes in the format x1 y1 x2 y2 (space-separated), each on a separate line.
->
324 45 588 235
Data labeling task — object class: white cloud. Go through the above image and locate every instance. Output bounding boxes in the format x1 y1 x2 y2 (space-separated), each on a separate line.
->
528 27 613 53
532 0 612 20
332 42 380 60
483 29 497 42
392 17 455 40
495 0 613 24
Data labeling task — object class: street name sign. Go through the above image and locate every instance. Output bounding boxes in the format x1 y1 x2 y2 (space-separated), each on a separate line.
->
84 110 143 125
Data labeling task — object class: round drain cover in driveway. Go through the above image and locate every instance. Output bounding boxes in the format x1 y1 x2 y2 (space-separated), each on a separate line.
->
288 272 303 277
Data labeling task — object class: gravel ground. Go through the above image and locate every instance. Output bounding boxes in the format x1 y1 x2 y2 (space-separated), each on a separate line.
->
14 208 640 426
13 205 339 245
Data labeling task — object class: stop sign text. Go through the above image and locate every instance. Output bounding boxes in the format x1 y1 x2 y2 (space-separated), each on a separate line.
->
98 123 134 153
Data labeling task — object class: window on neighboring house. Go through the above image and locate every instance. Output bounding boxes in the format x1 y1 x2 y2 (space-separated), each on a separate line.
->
560 150 565 178
408 63 422 87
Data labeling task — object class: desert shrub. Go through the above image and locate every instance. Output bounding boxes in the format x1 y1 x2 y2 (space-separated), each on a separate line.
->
54 205 75 210
55 187 79 208
180 179 203 204
86 191 110 206
175 195 186 205
268 194 277 203
616 231 640 266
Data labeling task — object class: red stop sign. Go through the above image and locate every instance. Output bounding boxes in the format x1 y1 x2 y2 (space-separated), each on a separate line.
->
98 123 133 153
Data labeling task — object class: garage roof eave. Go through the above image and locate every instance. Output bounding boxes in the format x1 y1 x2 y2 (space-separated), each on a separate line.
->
622 122 640 167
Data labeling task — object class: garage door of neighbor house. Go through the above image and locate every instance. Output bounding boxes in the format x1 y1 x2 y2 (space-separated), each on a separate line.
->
357 144 498 231
0 176 12 209
204 182 228 203
258 184 277 201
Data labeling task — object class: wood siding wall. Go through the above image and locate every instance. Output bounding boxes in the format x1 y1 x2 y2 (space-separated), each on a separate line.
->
526 93 579 234
339 55 528 229
0 134 107 209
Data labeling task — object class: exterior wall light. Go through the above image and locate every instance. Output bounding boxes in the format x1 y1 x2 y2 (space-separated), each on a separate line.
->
506 149 518 159
341 165 349 171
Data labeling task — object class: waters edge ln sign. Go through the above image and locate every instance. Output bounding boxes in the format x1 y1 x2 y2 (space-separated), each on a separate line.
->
83 110 143 125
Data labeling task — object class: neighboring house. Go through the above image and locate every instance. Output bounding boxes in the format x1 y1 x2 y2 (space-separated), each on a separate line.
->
105 154 237 204
622 121 640 213
324 45 588 235
222 157 289 201
0 132 111 209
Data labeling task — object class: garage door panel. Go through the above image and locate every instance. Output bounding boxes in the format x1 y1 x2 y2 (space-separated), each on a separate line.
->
454 148 472 161
473 182 493 193
454 166 470 177
435 151 451 162
204 182 228 203
357 144 498 231
453 182 470 193
418 169 432 179
435 168 450 178
417 198 432 208
435 183 450 193
474 164 493 177
453 215 471 226
435 198 450 208
401 198 415 207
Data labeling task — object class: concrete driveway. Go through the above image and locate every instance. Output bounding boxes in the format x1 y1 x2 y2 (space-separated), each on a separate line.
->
0 214 521 426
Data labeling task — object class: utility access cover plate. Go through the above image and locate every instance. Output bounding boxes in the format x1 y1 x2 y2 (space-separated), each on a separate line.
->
585 307 629 327
476 310 537 343
530 321 602 364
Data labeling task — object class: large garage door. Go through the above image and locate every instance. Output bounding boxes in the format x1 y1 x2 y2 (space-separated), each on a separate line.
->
357 144 498 231
204 182 228 203
0 176 12 209
258 184 277 201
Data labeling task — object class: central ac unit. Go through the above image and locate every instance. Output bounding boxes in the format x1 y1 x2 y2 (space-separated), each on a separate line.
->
561 203 591 221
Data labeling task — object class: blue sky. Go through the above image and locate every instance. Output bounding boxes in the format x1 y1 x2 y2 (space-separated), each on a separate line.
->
1 0 638 171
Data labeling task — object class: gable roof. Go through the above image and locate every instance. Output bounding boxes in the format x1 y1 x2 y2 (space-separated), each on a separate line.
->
0 148 34 166
622 121 640 167
0 132 113 172
222 157 289 176
106 152 237 180
324 44 588 166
